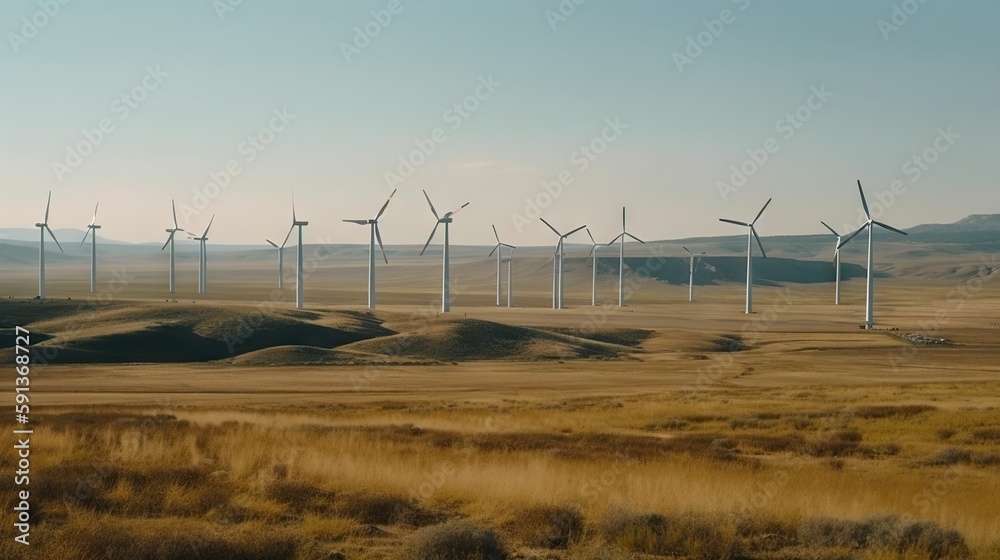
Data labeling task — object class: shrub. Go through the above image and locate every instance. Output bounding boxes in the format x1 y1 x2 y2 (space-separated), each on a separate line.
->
505 505 583 549
598 510 741 559
397 519 508 560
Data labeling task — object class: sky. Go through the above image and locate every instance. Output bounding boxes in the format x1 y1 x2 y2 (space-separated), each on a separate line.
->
1 0 997 247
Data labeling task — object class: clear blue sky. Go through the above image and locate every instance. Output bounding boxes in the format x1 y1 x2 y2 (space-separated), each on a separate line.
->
2 0 996 246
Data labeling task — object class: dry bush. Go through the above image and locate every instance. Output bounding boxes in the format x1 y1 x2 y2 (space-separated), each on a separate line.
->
852 405 936 419
971 427 1000 443
396 519 509 560
335 491 443 527
597 510 741 559
808 429 869 458
798 516 968 559
504 505 583 549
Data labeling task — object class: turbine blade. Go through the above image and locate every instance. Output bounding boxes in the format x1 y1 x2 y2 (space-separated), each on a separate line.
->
488 244 499 258
622 207 626 231
565 225 587 237
837 224 868 249
586 228 596 245
202 215 215 238
752 227 766 258
44 191 52 223
626 233 645 244
751 198 772 226
539 218 561 236
492 224 500 244
682 246 693 256
343 219 369 225
80 227 91 247
719 218 750 227
46 225 63 253
280 224 295 248
420 222 440 256
422 190 440 220
607 233 624 245
375 223 388 264
873 220 908 236
91 202 99 225
161 231 175 251
857 180 871 220
266 239 278 248
375 189 397 220
820 220 839 237
502 244 516 249
172 199 179 229
450 202 470 216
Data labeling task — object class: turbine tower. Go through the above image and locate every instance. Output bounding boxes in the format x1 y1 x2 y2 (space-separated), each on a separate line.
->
190 216 215 294
280 198 309 309
488 225 515 307
540 218 586 310
80 203 102 293
682 246 705 302
161 200 184 294
837 181 908 329
585 228 604 306
419 190 469 313
35 191 63 300
265 239 284 289
720 198 772 314
820 221 843 305
505 249 514 308
608 207 645 307
344 189 396 309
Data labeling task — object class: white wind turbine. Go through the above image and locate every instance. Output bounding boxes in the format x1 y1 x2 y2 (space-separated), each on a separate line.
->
488 225 515 307
820 221 843 305
265 239 284 289
161 200 184 294
608 207 645 307
837 181 908 329
720 198 771 314
279 198 309 309
585 228 604 306
682 246 706 302
540 218 586 310
35 191 63 300
504 249 514 308
344 189 396 309
80 203 102 293
189 216 215 294
419 190 469 313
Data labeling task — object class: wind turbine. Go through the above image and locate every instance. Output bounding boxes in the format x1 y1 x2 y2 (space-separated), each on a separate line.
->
488 225 515 307
280 198 309 309
35 191 63 300
585 228 604 306
720 198 771 314
189 216 215 294
820 221 843 305
540 218 586 310
265 239 284 289
161 200 184 294
505 249 514 308
682 246 706 303
419 190 469 313
80 203 101 293
837 181 908 329
608 207 645 307
344 189 396 309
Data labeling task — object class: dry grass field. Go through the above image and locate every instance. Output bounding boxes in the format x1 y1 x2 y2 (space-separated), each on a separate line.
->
1 249 999 559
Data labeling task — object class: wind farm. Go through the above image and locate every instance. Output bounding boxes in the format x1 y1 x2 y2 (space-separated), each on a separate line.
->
3 3 999 559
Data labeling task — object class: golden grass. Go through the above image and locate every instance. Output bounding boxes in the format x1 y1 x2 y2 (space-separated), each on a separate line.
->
2 382 999 559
